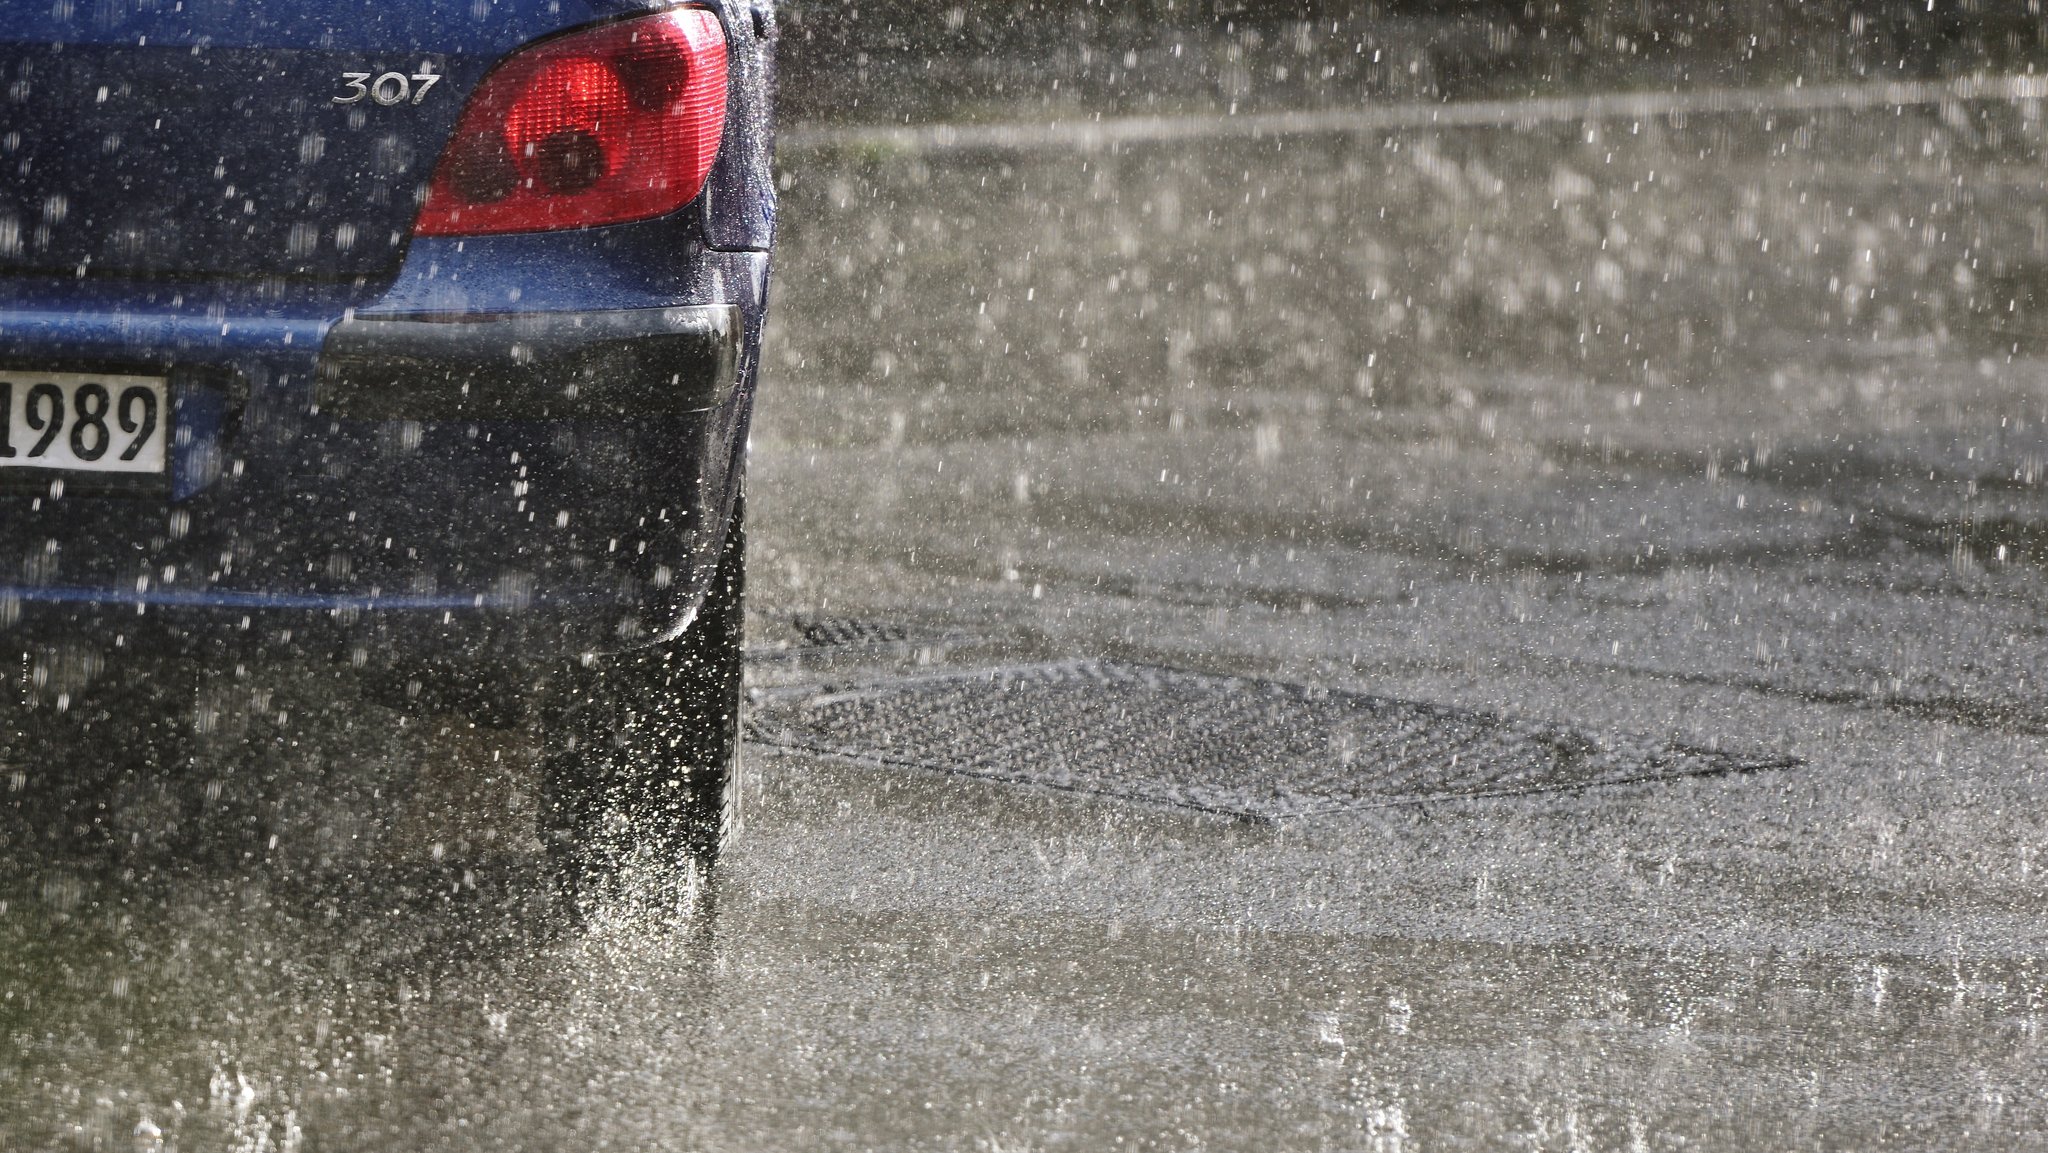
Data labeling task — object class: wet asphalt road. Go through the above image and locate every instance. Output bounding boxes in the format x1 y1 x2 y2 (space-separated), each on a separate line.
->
9 98 2048 1149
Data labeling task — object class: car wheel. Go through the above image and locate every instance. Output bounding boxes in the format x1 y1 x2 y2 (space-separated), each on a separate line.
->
540 490 745 917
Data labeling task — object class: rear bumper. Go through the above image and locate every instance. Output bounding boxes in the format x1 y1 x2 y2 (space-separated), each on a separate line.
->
0 296 752 663
318 304 741 421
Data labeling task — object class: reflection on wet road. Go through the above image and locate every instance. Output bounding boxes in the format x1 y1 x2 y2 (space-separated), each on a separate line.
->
10 98 2048 1148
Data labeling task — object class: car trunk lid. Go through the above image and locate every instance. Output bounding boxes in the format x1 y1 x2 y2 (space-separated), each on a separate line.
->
0 0 669 283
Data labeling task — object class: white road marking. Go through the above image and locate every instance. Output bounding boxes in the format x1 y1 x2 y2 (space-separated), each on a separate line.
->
785 73 2048 153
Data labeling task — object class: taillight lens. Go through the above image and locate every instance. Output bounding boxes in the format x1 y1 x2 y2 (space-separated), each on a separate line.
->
415 8 728 236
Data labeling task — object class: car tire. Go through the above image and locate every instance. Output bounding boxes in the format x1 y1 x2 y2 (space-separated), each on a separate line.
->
540 490 745 916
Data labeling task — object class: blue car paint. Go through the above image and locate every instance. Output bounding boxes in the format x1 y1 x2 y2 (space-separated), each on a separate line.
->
0 0 776 662
0 0 666 51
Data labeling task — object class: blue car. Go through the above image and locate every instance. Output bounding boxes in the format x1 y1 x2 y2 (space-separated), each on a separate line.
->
0 0 776 890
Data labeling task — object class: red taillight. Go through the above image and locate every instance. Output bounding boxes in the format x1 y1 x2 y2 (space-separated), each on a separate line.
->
415 8 728 237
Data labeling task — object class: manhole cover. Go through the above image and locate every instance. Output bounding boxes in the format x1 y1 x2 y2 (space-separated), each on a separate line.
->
747 661 1801 820
791 615 915 648
747 614 971 664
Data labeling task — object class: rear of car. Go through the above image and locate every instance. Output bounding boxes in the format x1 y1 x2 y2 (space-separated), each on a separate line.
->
0 0 777 900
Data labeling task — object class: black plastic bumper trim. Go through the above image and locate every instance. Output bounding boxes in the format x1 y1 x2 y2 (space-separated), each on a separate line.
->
316 304 742 421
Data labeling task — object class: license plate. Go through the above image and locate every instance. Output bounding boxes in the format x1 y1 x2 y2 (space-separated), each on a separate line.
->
0 372 168 474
